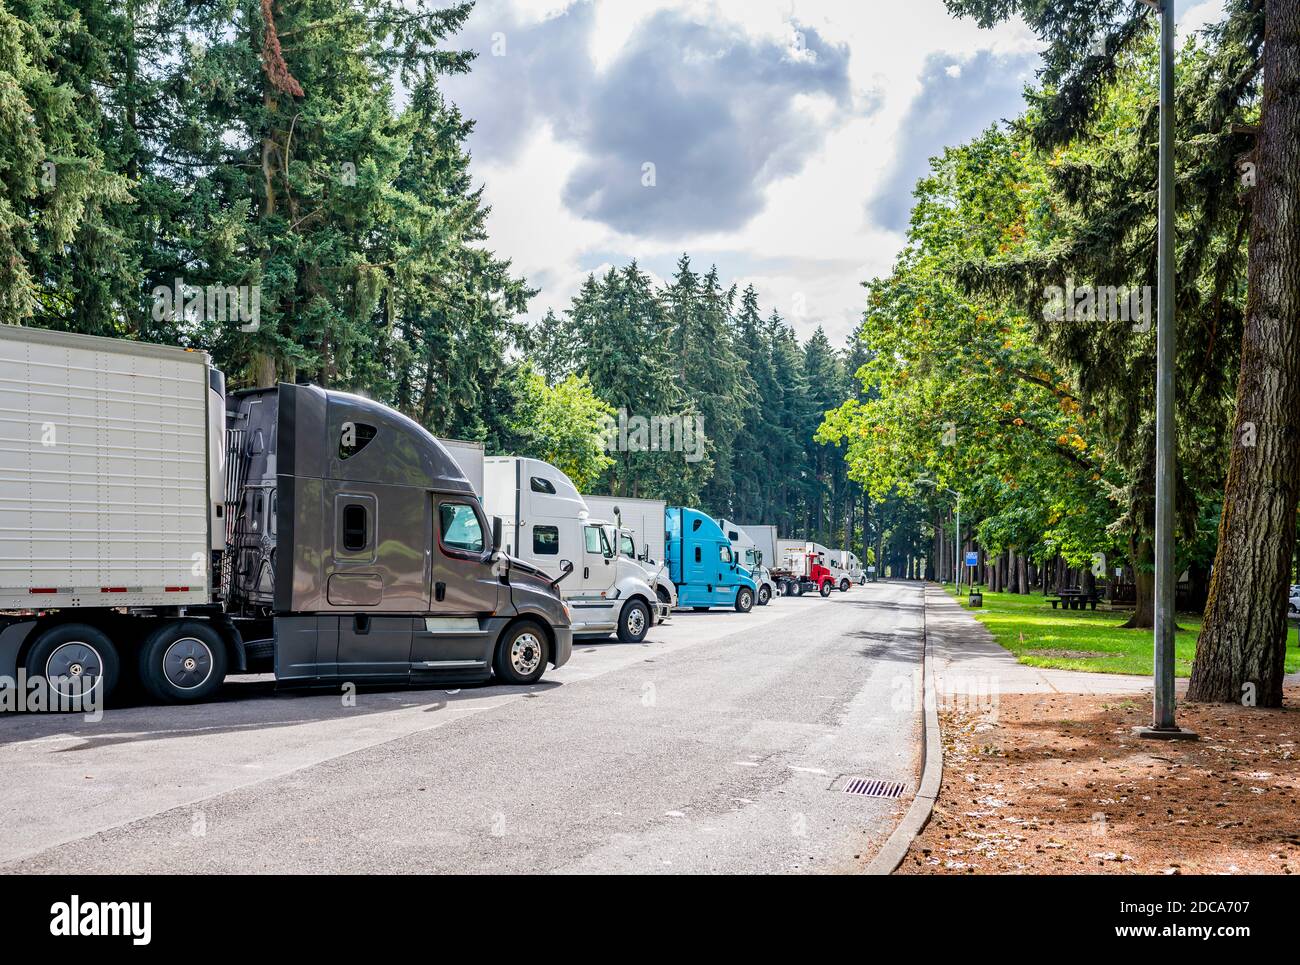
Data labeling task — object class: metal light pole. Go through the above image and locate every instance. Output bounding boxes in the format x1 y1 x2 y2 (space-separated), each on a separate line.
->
1136 0 1195 740
954 492 962 596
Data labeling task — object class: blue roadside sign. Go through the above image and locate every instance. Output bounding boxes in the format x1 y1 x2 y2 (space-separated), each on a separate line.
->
964 551 979 567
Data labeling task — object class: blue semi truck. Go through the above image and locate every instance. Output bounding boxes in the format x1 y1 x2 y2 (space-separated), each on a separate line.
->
665 507 757 612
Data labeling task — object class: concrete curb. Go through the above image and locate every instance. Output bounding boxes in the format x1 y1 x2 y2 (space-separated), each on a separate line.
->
863 583 943 875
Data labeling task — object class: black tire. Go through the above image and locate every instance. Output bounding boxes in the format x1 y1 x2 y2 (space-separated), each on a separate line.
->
735 587 754 613
794 582 805 597
138 620 228 704
819 580 833 597
25 623 120 708
494 620 548 685
617 599 651 643
839 578 850 593
758 584 771 606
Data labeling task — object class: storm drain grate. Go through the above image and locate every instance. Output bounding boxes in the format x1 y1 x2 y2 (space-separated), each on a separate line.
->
843 778 907 799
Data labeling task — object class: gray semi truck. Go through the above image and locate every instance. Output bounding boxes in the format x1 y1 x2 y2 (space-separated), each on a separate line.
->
0 326 573 706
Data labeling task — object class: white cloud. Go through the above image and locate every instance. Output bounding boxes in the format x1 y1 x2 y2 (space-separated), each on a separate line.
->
449 0 1045 348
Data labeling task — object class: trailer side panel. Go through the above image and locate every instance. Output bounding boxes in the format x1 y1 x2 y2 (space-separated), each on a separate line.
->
0 326 211 609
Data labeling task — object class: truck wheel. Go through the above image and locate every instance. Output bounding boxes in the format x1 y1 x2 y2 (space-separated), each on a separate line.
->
735 587 754 613
26 624 121 707
757 585 771 606
794 582 805 597
820 580 833 598
494 620 548 685
839 578 850 593
138 620 227 704
617 600 651 643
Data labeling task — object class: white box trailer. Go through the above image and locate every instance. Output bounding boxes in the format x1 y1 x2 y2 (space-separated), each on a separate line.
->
439 438 484 495
776 538 810 574
0 326 217 610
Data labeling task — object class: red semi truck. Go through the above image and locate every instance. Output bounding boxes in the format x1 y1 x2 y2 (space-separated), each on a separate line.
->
771 541 836 597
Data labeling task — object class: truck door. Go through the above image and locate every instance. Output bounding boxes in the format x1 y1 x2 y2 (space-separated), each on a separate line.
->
582 524 616 592
716 543 737 603
681 536 709 604
411 496 502 674
430 496 501 614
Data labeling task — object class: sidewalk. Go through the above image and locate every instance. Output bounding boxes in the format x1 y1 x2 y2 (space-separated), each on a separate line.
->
924 584 1187 696
901 584 1300 875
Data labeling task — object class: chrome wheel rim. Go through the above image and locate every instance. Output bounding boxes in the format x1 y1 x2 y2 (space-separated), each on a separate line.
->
45 642 103 698
627 607 646 636
510 632 543 676
162 637 214 691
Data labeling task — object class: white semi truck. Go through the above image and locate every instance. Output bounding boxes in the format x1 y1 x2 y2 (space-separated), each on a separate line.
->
0 326 574 707
715 517 776 605
581 494 676 614
841 550 866 585
482 458 665 642
738 525 777 577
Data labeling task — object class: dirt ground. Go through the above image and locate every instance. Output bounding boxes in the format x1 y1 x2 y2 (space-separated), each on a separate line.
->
898 688 1300 874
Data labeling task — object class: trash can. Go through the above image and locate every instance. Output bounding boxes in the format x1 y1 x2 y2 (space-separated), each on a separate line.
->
967 591 983 608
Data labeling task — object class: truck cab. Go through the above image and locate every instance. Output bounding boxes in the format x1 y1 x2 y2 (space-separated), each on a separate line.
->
226 385 574 691
605 523 676 621
826 548 856 592
664 508 757 612
716 517 776 606
483 457 662 643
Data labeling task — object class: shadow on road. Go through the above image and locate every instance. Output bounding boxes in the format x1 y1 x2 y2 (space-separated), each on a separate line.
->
0 675 561 750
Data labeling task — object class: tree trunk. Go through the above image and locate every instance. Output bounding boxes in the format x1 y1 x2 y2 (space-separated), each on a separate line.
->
1190 0 1300 706
1016 553 1029 595
252 351 276 388
1122 538 1156 628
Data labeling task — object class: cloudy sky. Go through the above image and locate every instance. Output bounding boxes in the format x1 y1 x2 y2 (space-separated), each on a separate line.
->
442 0 1227 347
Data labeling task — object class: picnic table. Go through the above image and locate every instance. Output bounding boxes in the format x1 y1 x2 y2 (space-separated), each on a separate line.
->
1048 587 1101 610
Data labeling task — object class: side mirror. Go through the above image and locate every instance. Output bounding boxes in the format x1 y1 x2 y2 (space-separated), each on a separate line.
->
551 558 574 589
492 516 502 553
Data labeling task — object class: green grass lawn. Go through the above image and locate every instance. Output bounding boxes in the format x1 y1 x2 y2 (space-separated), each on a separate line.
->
941 584 1300 677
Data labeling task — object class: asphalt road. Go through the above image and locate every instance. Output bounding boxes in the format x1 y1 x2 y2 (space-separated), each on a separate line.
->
0 580 925 874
